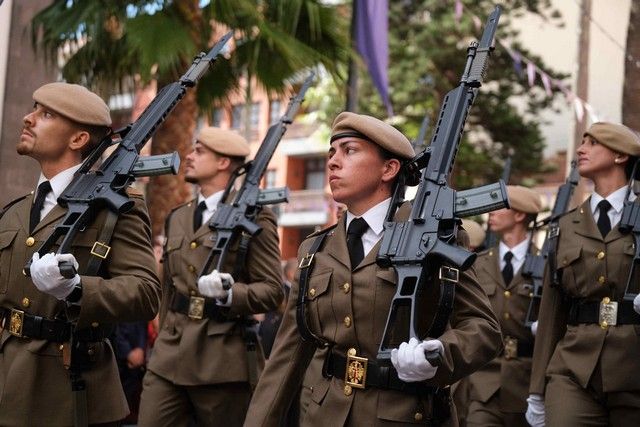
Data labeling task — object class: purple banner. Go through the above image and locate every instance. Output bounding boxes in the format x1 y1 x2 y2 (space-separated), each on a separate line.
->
355 0 393 116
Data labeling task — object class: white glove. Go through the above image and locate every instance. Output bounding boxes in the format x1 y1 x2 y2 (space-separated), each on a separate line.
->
390 337 443 382
197 270 234 303
634 294 640 315
531 320 538 337
525 394 545 427
30 252 80 300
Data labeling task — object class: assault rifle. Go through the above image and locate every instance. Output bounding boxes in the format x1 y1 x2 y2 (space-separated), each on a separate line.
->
617 160 640 302
198 73 314 280
24 32 232 278
521 160 579 326
376 6 506 364
483 156 512 249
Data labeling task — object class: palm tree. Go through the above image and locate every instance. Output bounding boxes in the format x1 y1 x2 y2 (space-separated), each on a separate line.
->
31 0 349 237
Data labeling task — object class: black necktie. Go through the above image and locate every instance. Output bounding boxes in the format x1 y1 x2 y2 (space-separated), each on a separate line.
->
502 251 514 285
193 201 207 232
29 181 51 234
347 217 368 270
597 199 612 237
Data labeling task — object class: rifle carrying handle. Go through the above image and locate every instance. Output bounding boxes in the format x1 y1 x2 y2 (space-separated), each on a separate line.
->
425 349 443 367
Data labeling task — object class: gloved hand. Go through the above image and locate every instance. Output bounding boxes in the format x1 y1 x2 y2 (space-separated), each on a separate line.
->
531 320 538 337
634 294 640 315
30 252 80 300
525 394 545 427
197 270 234 302
390 337 443 382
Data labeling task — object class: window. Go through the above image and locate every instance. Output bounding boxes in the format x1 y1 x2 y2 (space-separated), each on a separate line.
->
305 157 325 190
231 104 244 129
269 100 281 124
211 108 223 127
264 169 277 189
231 103 261 132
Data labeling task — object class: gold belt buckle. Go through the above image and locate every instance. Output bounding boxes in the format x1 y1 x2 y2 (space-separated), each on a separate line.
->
345 348 368 390
188 296 205 320
599 297 618 329
8 309 25 337
504 336 518 360
90 241 111 259
299 253 314 269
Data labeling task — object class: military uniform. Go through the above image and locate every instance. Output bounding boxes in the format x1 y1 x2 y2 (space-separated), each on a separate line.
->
139 196 283 426
244 202 503 426
530 200 640 424
0 188 161 425
465 245 537 426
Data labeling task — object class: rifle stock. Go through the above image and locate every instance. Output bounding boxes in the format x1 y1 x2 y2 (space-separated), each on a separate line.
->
376 7 503 364
24 32 232 278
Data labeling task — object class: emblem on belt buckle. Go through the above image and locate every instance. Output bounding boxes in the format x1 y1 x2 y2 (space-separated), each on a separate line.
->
188 296 205 320
9 309 24 337
599 297 618 328
504 336 518 359
345 349 368 389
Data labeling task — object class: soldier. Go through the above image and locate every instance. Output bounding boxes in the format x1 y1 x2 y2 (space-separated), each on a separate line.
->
462 185 542 426
138 127 283 426
527 122 640 426
0 82 161 425
244 112 502 426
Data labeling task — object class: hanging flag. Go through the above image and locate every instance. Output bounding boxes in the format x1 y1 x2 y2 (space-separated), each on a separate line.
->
540 72 553 96
526 62 536 86
355 0 393 116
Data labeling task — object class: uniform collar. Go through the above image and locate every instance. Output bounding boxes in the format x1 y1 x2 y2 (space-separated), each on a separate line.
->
345 197 391 236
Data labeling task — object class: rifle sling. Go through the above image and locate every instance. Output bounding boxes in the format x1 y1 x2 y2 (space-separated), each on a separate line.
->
296 231 331 347
427 266 457 338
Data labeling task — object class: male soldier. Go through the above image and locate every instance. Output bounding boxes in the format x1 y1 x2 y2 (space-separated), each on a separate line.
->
462 185 542 426
244 112 502 426
527 122 640 425
0 82 161 425
138 127 283 426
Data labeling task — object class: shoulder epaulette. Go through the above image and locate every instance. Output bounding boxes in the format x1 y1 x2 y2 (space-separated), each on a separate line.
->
170 198 196 214
0 193 30 221
305 223 338 240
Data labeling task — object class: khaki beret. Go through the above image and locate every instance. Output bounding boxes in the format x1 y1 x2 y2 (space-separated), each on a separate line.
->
196 127 250 158
461 219 486 250
507 185 542 214
331 112 415 160
584 122 640 157
33 82 111 126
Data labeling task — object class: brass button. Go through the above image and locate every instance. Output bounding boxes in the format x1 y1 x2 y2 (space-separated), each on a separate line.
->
414 412 423 421
21 297 30 308
188 265 196 273
597 251 605 260
600 320 608 329
603 297 610 304
87 348 95 356
91 322 99 328
343 282 350 293
25 237 35 247
190 241 197 249
344 316 352 327
309 288 316 297
598 276 606 284
504 290 511 298
59 345 64 351
190 290 196 296
343 385 352 396
503 312 510 320
347 347 357 356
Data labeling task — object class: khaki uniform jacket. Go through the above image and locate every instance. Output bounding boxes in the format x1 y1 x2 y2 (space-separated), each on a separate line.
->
467 244 538 413
245 205 503 426
147 199 283 385
0 189 161 426
530 199 640 395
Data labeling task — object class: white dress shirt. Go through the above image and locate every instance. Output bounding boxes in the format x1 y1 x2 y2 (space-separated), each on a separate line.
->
499 236 530 276
590 185 635 229
35 164 82 221
345 198 391 257
197 190 224 227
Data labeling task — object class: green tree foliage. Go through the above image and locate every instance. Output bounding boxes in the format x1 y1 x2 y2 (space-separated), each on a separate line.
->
317 0 568 188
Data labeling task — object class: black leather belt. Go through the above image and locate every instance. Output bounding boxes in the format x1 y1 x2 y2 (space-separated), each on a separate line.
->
325 349 440 395
568 299 640 325
169 289 229 322
0 307 109 342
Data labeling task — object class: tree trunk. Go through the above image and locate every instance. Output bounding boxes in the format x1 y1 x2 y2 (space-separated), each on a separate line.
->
623 0 640 131
573 0 591 202
146 89 197 239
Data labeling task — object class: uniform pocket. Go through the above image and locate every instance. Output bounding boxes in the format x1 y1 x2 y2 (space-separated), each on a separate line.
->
555 245 581 294
0 230 18 294
165 236 184 275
